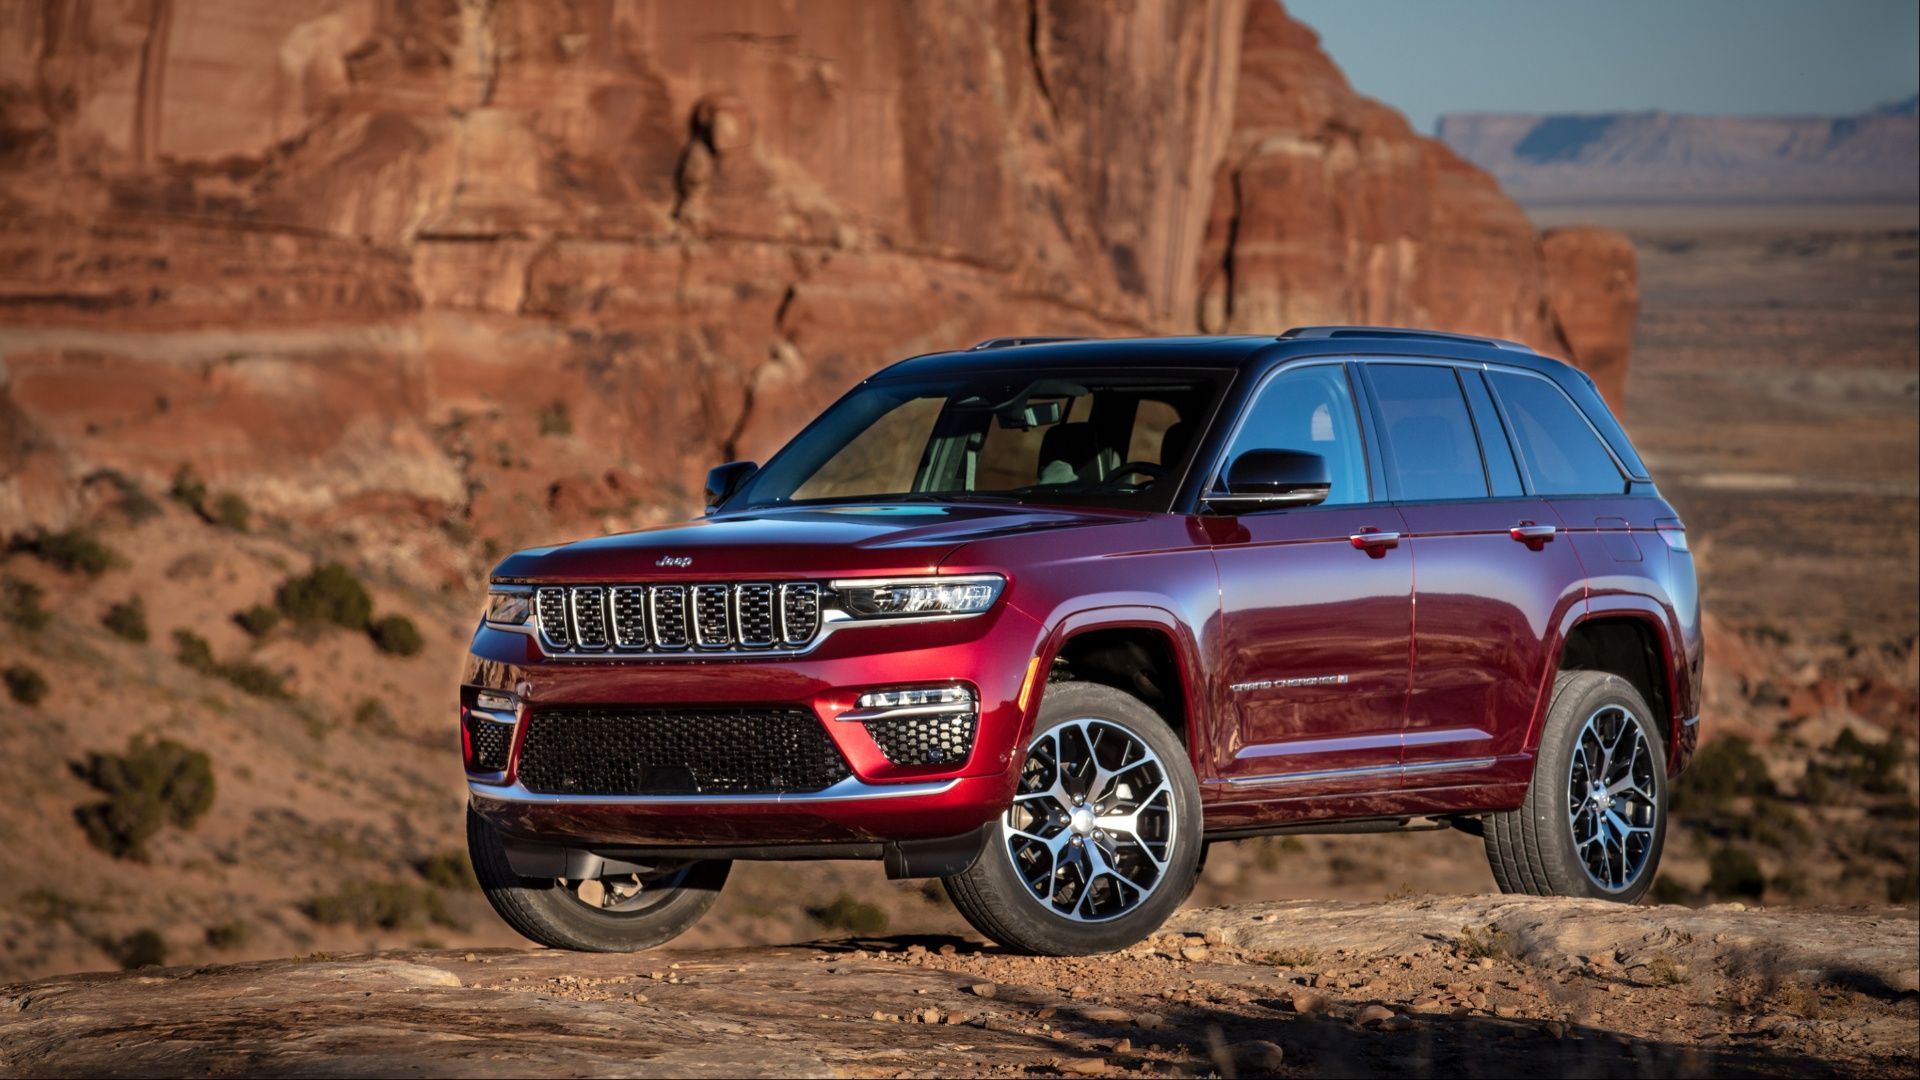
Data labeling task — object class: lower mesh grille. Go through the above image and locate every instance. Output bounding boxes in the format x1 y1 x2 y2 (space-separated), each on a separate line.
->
517 707 851 795
464 713 513 773
864 713 977 767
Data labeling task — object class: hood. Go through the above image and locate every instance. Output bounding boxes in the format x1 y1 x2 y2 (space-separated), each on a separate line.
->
491 503 1142 582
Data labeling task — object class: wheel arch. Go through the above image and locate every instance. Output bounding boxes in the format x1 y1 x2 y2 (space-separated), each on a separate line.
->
1543 604 1682 768
1026 607 1206 752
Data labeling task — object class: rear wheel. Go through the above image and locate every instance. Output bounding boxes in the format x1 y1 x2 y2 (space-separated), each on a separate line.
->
943 681 1201 955
467 804 729 951
1483 670 1668 902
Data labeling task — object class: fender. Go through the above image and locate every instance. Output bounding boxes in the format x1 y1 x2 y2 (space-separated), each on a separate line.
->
1020 604 1210 769
1533 596 1687 770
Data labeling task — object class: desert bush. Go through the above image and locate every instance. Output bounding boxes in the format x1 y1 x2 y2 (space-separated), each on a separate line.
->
1745 797 1811 849
6 664 49 705
216 658 292 700
2 577 51 630
88 469 163 524
536 400 572 436
73 735 217 860
1454 923 1515 961
1706 845 1766 900
415 850 478 891
204 921 251 949
303 880 459 931
807 893 888 935
1673 735 1774 813
1649 874 1693 906
1887 867 1919 905
1741 623 1791 646
173 629 217 673
209 492 251 533
18 528 121 577
169 464 208 509
1822 728 1910 797
104 928 168 969
234 604 281 638
102 596 149 643
369 614 423 657
351 697 398 735
277 562 372 630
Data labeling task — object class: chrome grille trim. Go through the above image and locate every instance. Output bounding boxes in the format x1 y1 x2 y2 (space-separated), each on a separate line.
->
650 585 690 650
610 586 648 649
516 582 831 658
693 585 731 647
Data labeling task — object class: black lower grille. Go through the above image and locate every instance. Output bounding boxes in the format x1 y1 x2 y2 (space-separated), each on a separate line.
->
864 712 977 767
517 707 851 795
464 713 513 772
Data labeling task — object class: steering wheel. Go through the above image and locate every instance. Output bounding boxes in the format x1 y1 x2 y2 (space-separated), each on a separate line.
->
1091 461 1165 490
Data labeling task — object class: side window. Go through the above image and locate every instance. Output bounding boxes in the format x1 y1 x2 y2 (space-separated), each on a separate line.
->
1221 365 1368 506
1488 371 1628 495
1367 364 1488 502
1460 370 1525 497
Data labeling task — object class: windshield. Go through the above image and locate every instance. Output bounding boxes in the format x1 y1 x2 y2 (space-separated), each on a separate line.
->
730 369 1231 512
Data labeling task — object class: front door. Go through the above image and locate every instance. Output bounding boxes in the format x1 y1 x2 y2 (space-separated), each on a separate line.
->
1205 364 1413 797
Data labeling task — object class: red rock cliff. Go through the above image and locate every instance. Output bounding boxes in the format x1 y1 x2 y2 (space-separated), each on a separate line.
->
0 0 1633 561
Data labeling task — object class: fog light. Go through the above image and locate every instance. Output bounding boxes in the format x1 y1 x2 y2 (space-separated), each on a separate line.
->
474 689 518 713
855 686 974 711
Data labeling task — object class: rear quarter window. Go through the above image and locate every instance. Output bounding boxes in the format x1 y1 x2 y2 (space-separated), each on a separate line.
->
1488 371 1628 495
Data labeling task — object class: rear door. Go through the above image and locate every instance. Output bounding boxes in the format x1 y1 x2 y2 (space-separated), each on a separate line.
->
1359 362 1587 789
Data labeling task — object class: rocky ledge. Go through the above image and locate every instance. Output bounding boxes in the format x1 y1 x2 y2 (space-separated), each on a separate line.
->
1 897 1913 1078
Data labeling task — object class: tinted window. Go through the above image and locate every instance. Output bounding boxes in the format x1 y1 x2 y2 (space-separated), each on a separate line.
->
1368 364 1488 501
1488 371 1628 495
1222 365 1368 505
1460 370 1524 497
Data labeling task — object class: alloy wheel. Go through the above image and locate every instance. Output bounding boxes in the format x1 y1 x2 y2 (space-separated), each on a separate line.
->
1002 718 1177 922
1565 705 1660 893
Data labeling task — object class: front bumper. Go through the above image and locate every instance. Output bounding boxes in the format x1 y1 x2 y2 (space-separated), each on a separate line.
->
460 599 1041 848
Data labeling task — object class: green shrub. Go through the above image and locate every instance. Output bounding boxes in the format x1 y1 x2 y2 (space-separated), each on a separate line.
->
415 851 478 891
1706 845 1766 901
1888 867 1919 905
216 658 292 700
351 698 397 735
1825 729 1910 797
105 928 168 969
1649 874 1693 906
2 577 51 630
73 736 216 861
169 464 208 509
536 401 572 436
303 880 459 931
19 528 121 577
173 629 216 673
1673 735 1774 813
204 921 251 949
369 614 423 657
234 604 281 638
4 664 47 705
210 492 251 533
89 469 162 524
102 596 149 643
806 893 888 936
1455 923 1515 961
277 563 372 630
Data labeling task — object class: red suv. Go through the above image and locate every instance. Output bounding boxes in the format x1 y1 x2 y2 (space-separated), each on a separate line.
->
462 328 1702 955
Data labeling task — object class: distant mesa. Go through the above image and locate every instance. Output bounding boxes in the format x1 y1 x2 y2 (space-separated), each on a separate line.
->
1438 95 1920 204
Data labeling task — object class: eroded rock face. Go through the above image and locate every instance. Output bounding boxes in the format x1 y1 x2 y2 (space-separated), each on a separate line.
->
0 0 1633 552
1192 1 1636 407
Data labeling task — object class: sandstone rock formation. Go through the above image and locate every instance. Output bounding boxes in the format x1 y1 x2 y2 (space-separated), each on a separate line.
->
1 897 1913 1077
0 0 1633 555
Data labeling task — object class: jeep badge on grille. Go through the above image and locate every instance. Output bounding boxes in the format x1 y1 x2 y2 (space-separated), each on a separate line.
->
656 555 692 568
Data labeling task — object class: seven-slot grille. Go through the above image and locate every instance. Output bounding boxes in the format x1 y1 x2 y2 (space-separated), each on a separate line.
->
531 582 823 656
516 706 851 795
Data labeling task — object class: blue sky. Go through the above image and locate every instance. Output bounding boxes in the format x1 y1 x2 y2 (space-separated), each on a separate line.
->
1285 0 1920 132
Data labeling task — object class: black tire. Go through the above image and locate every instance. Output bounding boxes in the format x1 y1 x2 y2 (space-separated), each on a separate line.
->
467 804 729 951
943 681 1202 955
1484 670 1668 902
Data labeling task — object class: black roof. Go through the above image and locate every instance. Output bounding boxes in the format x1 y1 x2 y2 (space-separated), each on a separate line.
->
878 326 1583 383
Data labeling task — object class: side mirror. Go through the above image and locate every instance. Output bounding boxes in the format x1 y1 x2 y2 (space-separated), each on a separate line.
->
1207 449 1331 511
704 461 758 514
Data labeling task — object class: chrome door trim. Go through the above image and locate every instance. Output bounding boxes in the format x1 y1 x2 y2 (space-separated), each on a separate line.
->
1206 755 1499 790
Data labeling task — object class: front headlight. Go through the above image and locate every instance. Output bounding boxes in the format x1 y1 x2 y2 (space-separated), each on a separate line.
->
831 575 1005 620
484 586 531 626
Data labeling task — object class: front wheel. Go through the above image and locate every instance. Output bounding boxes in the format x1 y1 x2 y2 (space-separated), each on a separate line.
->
467 804 730 951
943 681 1202 955
1483 670 1669 902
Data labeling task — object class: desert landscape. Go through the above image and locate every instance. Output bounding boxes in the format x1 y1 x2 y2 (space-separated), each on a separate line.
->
0 1 1914 1076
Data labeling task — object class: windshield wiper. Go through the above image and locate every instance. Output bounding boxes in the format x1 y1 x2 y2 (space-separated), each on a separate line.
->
892 492 1022 504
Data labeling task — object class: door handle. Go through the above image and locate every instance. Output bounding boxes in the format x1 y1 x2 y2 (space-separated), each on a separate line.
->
1349 528 1402 558
1510 522 1557 548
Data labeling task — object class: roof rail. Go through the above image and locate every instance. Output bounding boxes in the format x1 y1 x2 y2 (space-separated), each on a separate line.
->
1279 326 1534 352
969 336 1092 351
